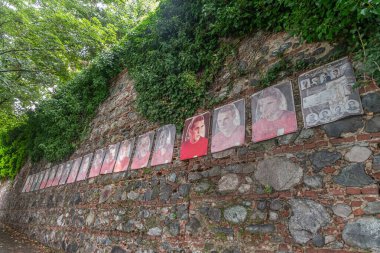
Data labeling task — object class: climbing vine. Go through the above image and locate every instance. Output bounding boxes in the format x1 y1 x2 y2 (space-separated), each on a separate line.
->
0 0 379 178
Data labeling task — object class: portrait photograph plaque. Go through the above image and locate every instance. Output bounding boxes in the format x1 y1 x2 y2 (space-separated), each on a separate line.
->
76 153 93 181
28 174 37 192
46 166 58 188
114 139 134 173
180 112 211 160
22 176 31 193
35 171 46 191
131 131 155 170
298 57 363 128
100 143 120 175
88 148 105 178
251 81 297 143
39 169 50 190
25 175 34 193
51 164 64 187
151 124 176 166
211 99 245 153
67 159 81 184
59 161 72 185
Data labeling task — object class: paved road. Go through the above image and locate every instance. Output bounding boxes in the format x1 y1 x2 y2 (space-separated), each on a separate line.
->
0 223 52 253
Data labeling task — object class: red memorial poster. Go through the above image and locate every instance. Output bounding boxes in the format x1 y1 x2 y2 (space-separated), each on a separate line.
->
180 112 210 160
151 125 176 166
211 99 245 153
113 139 134 173
251 81 297 142
59 161 72 185
131 132 154 170
67 158 81 184
45 166 58 188
39 169 50 189
51 164 64 187
88 149 105 178
76 153 93 181
100 143 120 174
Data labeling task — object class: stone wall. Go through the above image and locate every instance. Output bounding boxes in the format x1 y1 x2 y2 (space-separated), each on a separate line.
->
1 32 380 253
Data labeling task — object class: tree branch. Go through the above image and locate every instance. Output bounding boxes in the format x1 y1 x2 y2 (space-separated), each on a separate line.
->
0 69 40 73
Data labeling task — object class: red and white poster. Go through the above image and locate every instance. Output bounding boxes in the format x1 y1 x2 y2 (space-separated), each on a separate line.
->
59 161 72 185
51 164 64 187
251 81 297 142
211 99 245 153
39 169 50 189
88 149 105 178
67 158 81 184
45 166 58 188
151 125 176 166
180 112 210 160
131 132 154 170
76 153 93 181
114 139 134 173
100 143 120 174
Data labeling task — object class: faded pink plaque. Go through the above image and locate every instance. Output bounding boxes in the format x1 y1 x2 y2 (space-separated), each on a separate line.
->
151 125 176 166
131 132 154 170
67 159 81 184
51 164 64 187
100 143 120 174
39 169 51 189
45 166 58 188
88 149 105 178
114 139 134 173
76 153 93 181
59 161 72 185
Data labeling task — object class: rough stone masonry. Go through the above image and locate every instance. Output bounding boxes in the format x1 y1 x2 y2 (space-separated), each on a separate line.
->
0 32 379 253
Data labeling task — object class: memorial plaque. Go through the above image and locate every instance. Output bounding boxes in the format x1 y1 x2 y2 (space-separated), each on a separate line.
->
298 57 363 128
67 159 81 184
76 153 93 181
22 175 31 193
151 125 176 166
131 131 155 170
114 139 134 173
39 169 50 189
251 81 297 142
27 174 36 192
46 166 58 188
25 175 34 193
211 99 245 153
59 161 72 185
100 143 120 174
180 112 211 160
88 149 105 178
51 164 64 187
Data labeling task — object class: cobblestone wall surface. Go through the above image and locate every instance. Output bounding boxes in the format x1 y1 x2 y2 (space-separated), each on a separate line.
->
1 33 380 253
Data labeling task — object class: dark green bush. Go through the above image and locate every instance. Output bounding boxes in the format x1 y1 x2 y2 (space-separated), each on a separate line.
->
0 0 379 178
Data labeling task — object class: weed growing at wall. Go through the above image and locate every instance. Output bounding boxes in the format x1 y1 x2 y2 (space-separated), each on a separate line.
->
0 0 379 178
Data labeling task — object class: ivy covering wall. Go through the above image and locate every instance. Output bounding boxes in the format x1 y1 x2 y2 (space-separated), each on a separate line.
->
0 0 379 179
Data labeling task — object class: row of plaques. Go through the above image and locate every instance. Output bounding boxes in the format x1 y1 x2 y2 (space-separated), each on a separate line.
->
22 57 363 192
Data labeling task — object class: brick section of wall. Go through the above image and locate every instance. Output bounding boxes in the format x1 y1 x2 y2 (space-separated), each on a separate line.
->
1 33 379 253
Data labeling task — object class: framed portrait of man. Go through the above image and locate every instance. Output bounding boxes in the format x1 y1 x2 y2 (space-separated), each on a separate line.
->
59 161 72 185
251 81 297 142
66 158 81 184
36 171 46 191
211 100 245 153
51 164 64 187
100 143 120 174
22 175 32 193
151 125 176 166
28 174 37 192
114 139 134 173
88 148 105 178
180 112 210 160
46 166 58 188
39 169 51 189
298 57 363 128
76 153 93 181
131 131 155 170
24 175 34 193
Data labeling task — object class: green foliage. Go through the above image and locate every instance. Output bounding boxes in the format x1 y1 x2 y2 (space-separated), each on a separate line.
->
1 0 380 179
